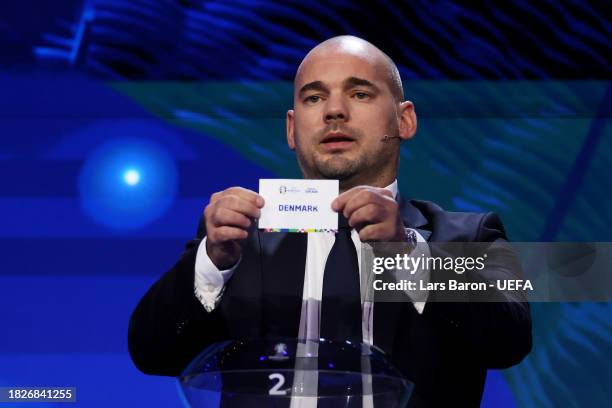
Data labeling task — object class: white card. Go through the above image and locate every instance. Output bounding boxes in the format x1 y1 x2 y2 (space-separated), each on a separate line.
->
258 179 339 232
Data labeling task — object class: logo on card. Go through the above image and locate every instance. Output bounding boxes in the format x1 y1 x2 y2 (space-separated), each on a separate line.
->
279 185 300 194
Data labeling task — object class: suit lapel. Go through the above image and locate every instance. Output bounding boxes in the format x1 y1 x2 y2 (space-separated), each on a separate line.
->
373 194 431 354
259 231 308 337
398 194 431 241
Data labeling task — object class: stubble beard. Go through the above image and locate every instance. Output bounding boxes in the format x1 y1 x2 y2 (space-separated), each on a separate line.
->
294 127 395 186
313 153 364 181
296 146 375 189
295 126 368 181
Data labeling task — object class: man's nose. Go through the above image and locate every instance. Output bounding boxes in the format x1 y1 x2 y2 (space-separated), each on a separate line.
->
323 95 349 123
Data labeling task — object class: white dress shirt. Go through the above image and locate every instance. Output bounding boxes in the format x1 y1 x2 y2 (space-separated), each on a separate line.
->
194 180 430 339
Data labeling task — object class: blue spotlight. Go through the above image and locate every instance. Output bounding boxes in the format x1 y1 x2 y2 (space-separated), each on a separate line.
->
123 168 141 186
79 138 178 230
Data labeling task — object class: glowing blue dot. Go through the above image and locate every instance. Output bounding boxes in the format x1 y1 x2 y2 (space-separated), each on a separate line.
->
123 169 140 186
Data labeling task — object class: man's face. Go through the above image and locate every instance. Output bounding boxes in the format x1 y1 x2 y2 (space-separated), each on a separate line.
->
287 50 402 185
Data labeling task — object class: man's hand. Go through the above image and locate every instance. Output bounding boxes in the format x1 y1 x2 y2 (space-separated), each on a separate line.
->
204 187 264 269
332 186 407 242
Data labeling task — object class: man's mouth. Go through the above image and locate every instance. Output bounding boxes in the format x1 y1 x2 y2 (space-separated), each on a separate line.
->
320 133 355 151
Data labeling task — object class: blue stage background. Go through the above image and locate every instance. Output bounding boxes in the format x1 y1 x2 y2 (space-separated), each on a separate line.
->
1 1 611 407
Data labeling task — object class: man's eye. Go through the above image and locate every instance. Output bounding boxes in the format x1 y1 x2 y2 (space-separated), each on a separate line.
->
354 92 370 100
305 95 321 103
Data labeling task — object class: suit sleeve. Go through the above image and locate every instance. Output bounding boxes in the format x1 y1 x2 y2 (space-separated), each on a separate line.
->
426 212 533 369
127 216 228 376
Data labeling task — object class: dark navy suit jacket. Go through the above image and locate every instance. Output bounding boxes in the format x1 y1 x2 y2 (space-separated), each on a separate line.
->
128 198 532 407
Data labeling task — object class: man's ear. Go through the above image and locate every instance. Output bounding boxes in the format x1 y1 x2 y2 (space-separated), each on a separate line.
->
286 109 296 150
398 101 417 141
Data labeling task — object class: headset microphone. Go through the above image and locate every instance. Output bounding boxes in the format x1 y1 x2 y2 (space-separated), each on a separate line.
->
381 134 401 142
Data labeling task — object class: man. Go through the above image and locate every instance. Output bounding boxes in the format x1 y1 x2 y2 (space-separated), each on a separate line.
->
128 36 532 406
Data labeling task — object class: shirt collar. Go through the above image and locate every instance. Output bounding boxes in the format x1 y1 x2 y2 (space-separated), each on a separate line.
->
384 179 399 200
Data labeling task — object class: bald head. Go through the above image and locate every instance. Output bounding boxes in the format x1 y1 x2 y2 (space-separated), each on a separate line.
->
295 35 404 102
286 35 417 190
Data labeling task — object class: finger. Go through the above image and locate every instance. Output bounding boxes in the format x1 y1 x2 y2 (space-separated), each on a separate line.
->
343 188 392 219
331 186 369 212
210 207 253 229
215 195 262 219
347 203 385 230
209 226 249 243
224 187 265 207
358 224 384 242
211 187 265 208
